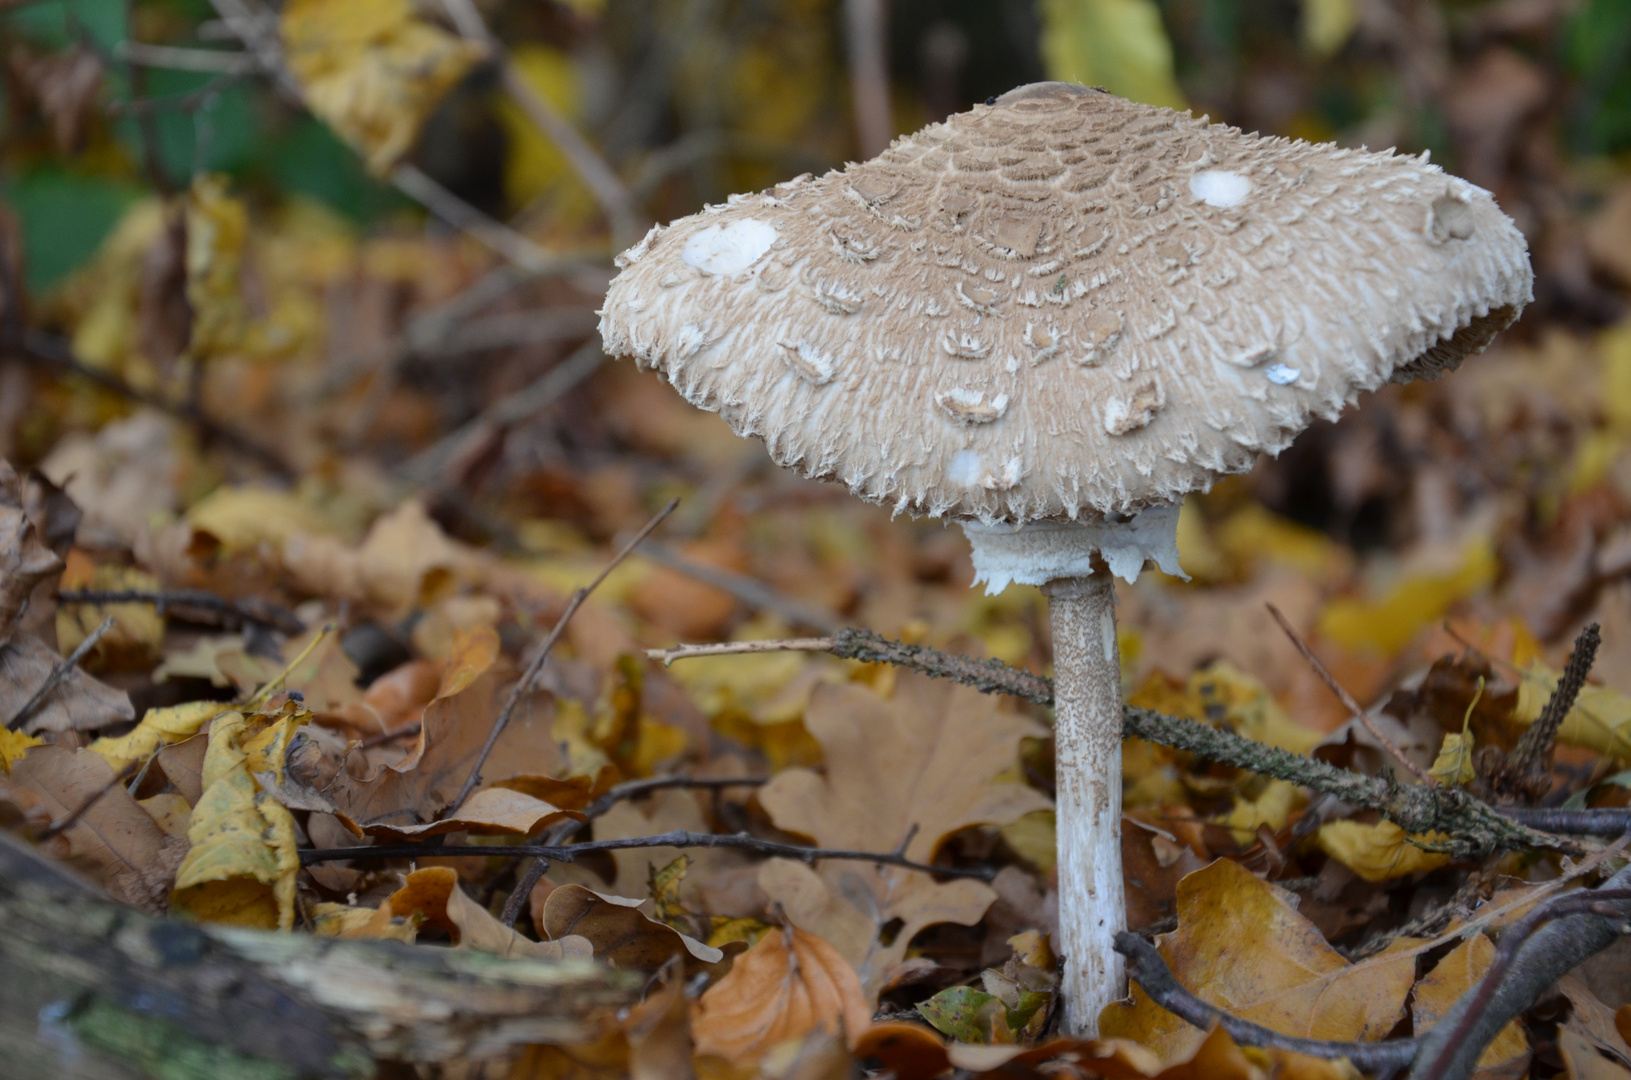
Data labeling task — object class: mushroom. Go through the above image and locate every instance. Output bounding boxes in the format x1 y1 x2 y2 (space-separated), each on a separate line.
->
598 82 1532 1033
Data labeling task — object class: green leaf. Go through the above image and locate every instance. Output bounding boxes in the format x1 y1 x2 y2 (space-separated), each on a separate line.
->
3 169 142 292
1036 0 1186 110
916 986 1006 1044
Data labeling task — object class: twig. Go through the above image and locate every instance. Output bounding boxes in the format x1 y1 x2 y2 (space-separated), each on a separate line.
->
399 338 605 485
495 774 771 928
1266 602 1437 786
648 638 839 665
843 0 893 158
36 756 148 839
440 0 640 247
1497 806 1631 835
1494 622 1601 802
652 628 1573 857
299 828 995 880
1409 858 1631 1080
636 541 843 634
111 41 259 75
15 330 293 477
1114 932 1419 1071
445 499 680 815
6 616 114 731
358 722 421 750
56 588 305 635
390 164 585 275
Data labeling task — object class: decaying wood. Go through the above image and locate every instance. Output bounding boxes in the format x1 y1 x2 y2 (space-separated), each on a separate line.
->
0 831 639 1079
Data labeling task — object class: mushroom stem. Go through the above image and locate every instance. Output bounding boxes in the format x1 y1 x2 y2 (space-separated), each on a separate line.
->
1043 571 1127 1035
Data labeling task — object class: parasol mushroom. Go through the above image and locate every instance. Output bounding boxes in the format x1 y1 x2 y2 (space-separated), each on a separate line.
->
597 82 1532 1034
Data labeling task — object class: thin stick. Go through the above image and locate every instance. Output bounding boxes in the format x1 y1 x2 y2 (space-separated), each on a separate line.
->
1266 602 1436 785
36 755 149 840
636 540 843 634
7 616 115 731
1115 932 1418 1070
390 164 580 275
1497 622 1601 801
646 628 1572 857
56 588 304 635
300 828 993 880
647 638 837 665
1497 806 1631 835
17 330 292 477
112 41 259 74
439 0 640 247
445 499 680 815
495 774 772 928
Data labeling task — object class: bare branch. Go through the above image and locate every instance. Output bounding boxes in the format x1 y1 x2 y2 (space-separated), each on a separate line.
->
56 588 304 636
7 616 114 731
1266 602 1437 786
112 41 259 75
445 499 680 814
1494 621 1601 802
300 828 995 881
1114 932 1419 1071
649 638 839 665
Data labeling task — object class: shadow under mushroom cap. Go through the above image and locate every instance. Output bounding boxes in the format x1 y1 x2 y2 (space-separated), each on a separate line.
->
598 83 1533 527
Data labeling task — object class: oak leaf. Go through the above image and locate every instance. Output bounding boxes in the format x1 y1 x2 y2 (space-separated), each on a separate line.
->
1412 933 1530 1079
386 866 592 960
692 922 870 1063
540 883 728 974
1099 857 1416 1062
757 671 1051 997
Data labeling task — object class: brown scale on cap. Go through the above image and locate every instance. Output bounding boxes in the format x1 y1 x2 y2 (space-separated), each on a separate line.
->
598 82 1533 526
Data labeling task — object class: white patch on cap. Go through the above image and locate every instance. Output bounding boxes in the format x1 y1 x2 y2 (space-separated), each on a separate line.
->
1265 363 1300 385
1189 170 1253 209
948 449 984 486
681 219 778 275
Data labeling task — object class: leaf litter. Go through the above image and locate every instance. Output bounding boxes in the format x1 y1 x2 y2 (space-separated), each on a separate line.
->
5 2 1631 1077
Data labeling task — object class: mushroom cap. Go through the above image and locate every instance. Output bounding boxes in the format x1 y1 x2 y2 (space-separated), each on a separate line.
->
598 83 1532 525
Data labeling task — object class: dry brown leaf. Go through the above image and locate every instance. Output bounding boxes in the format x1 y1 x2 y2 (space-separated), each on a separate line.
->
541 883 728 974
1099 857 1416 1062
1561 976 1631 1073
324 633 565 829
366 785 583 840
757 671 1050 997
627 961 695 1080
692 922 870 1063
386 867 593 961
1560 1026 1631 1080
6 44 103 153
1412 934 1529 1079
8 743 184 912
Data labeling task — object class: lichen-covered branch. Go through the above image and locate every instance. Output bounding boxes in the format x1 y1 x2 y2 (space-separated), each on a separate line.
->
724 628 1577 857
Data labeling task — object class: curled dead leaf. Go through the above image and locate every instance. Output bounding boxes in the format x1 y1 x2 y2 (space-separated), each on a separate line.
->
691 922 870 1063
541 883 729 974
388 866 592 960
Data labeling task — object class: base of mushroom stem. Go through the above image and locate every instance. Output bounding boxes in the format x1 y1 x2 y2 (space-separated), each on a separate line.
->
1042 572 1129 1037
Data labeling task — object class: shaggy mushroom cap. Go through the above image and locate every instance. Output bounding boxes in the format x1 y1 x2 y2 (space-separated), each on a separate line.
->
599 82 1532 527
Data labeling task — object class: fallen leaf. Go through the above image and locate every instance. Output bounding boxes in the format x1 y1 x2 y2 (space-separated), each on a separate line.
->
1318 535 1497 656
387 866 592 960
90 698 231 774
363 784 583 840
170 707 306 929
1412 933 1529 1079
6 44 104 153
0 725 42 770
8 743 183 912
1314 820 1453 882
1099 858 1416 1062
1560 976 1631 1072
692 922 871 1063
1514 661 1631 760
758 671 1051 998
282 0 485 174
310 900 417 942
183 174 248 361
541 883 728 974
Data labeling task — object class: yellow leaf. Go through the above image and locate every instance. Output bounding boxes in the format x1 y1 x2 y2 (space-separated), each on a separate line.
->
1301 0 1360 56
1429 730 1477 787
281 0 484 175
1412 934 1530 1075
1037 0 1186 110
310 901 417 942
89 699 226 774
170 708 306 930
184 174 248 360
186 484 333 554
1515 661 1631 761
1099 858 1416 1061
56 559 165 669
1215 503 1346 581
1217 778 1302 844
1314 820 1452 883
1318 537 1497 656
1000 809 1058 876
1130 661 1322 756
1602 320 1631 433
0 727 43 772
